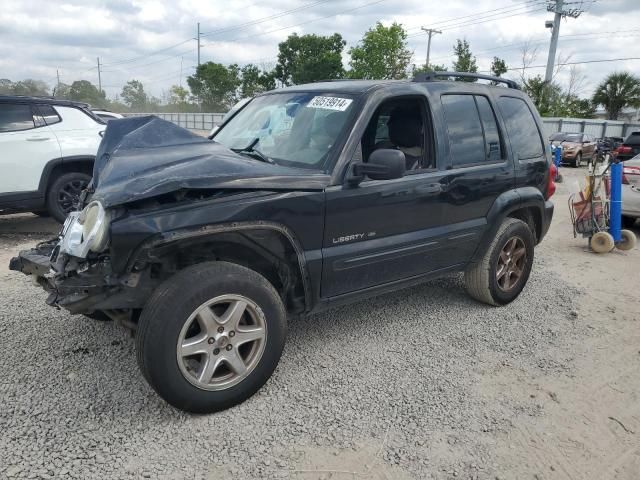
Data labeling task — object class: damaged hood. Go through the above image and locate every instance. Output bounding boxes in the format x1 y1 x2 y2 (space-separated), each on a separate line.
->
91 116 330 208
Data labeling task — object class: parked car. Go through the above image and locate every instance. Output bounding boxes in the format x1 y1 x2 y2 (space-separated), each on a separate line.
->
549 132 597 167
0 96 105 222
622 154 640 228
91 109 124 122
614 131 640 161
10 72 555 413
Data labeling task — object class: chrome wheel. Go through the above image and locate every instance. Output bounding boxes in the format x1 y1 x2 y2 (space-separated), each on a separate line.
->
496 236 527 292
177 294 267 391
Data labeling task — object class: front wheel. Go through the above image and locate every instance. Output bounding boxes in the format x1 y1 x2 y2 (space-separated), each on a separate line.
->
136 261 287 413
465 218 535 306
574 153 582 168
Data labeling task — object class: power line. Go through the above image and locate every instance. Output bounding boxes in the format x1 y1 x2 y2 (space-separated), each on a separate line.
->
100 39 193 68
509 56 640 72
200 0 335 37
406 1 545 35
201 0 390 48
407 5 547 38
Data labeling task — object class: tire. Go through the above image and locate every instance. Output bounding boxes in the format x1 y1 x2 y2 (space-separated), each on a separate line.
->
622 215 637 229
465 218 535 306
616 229 637 251
136 261 287 413
590 231 614 253
574 153 582 168
46 172 92 223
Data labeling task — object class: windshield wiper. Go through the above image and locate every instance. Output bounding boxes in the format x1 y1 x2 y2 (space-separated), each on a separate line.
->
231 138 274 164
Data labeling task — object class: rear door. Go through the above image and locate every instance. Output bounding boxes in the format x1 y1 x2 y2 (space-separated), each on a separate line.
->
496 96 546 190
47 106 103 158
0 103 61 193
437 93 515 264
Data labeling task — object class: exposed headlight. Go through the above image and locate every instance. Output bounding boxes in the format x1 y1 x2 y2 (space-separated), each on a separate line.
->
80 201 110 253
59 201 110 258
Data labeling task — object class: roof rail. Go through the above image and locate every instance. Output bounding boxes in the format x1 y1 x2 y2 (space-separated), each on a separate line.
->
413 71 520 90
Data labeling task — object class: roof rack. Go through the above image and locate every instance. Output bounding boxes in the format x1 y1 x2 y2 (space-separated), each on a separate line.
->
413 71 520 90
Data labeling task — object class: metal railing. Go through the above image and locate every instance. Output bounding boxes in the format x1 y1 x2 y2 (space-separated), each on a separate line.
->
126 112 640 140
124 112 225 131
541 118 640 139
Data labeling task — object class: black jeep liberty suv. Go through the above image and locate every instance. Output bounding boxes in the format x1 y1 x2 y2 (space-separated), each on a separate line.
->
11 72 556 413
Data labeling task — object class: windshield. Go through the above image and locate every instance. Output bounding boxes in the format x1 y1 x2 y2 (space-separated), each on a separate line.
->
551 132 582 142
213 92 355 170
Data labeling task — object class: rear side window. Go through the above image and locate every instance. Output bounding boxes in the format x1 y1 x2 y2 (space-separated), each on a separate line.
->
475 96 502 161
442 94 503 166
441 95 484 166
0 104 35 132
497 96 543 160
36 104 62 126
625 132 640 146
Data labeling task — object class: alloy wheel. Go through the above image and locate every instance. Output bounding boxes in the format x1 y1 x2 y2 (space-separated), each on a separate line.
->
177 294 267 391
496 236 527 292
57 179 88 215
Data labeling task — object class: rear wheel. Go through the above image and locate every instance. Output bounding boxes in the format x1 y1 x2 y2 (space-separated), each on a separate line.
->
136 261 287 413
465 218 535 306
46 172 91 223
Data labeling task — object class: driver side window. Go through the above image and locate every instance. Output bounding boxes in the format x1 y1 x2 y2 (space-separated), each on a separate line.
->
360 96 434 171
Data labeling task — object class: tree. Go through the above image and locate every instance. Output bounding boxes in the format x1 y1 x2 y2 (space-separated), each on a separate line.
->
68 80 106 106
169 85 189 104
490 57 508 77
187 62 241 110
240 64 275 98
452 39 477 80
8 79 50 96
121 80 148 111
274 33 345 86
592 72 640 120
413 63 447 75
348 22 412 80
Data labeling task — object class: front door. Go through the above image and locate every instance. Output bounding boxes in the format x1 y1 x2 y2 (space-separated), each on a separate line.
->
321 95 450 298
0 103 61 193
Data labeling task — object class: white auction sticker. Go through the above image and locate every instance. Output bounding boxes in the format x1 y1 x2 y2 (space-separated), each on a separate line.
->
307 96 353 111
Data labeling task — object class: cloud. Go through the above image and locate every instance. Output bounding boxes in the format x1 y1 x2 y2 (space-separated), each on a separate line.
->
1 0 639 99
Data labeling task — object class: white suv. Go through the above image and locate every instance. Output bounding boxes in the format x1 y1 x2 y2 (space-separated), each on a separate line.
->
0 96 105 222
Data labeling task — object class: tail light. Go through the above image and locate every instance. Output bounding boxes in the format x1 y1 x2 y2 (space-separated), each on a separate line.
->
615 145 632 155
623 165 640 185
546 162 557 199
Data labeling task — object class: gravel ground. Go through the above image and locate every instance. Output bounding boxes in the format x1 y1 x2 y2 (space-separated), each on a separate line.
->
0 228 586 479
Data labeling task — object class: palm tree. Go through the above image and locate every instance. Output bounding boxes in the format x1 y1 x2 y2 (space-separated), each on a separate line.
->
592 72 640 120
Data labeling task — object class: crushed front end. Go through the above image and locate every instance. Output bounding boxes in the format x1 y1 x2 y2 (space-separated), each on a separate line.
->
9 204 150 318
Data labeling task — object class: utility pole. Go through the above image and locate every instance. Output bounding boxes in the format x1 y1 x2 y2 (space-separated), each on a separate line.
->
97 57 102 93
197 22 201 67
56 69 60 97
544 0 582 83
421 27 442 69
179 56 183 88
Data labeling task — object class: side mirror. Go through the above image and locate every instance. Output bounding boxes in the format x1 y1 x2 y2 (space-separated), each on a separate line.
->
349 149 406 185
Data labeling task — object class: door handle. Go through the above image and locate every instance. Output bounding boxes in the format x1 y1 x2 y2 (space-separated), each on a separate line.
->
26 137 50 142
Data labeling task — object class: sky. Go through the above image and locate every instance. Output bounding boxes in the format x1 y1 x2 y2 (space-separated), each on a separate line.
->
1 0 638 101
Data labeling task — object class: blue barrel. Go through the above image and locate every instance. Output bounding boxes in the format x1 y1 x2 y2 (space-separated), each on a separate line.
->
609 161 622 242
